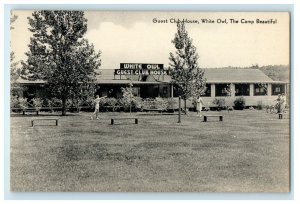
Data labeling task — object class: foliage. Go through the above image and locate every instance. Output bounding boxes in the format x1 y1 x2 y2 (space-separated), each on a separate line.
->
154 97 168 111
254 65 290 82
11 95 19 109
10 15 25 98
165 98 176 110
46 98 62 112
101 97 119 111
18 98 28 110
234 97 246 110
120 82 137 111
213 98 226 110
105 98 118 107
31 98 44 110
132 97 143 110
21 11 101 116
141 97 174 111
169 21 206 111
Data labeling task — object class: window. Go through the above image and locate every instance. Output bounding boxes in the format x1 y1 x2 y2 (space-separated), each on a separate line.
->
203 84 211 97
235 84 250 96
272 84 285 95
215 84 230 97
254 84 268 96
163 86 168 94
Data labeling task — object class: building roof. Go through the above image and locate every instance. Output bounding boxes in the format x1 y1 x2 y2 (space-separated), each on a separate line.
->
203 68 276 83
16 68 287 85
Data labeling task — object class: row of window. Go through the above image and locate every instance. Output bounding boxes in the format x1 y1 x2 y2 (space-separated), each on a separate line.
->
203 84 285 97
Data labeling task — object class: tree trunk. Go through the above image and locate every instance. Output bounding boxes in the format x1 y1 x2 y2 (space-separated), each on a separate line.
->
184 98 187 115
62 97 67 116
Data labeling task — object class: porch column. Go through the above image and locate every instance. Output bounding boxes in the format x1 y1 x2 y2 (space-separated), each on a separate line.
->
170 84 174 98
267 83 272 96
230 83 235 97
211 84 216 97
249 84 254 96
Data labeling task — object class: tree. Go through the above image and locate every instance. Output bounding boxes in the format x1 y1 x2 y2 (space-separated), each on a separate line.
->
10 14 24 100
22 11 101 115
169 21 206 113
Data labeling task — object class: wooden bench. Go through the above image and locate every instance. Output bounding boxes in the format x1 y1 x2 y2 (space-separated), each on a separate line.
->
23 108 40 115
203 115 223 122
31 118 59 127
111 117 138 125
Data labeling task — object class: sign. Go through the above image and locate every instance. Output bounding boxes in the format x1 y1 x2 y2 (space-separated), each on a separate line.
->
114 69 169 75
120 63 164 70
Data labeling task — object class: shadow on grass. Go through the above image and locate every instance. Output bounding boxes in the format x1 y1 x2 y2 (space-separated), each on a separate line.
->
110 123 139 126
31 124 58 127
10 113 80 117
137 113 178 116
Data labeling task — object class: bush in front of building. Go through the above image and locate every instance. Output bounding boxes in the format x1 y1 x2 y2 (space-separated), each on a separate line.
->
11 95 19 109
118 97 142 112
106 97 119 111
18 97 29 110
45 98 62 112
165 98 176 112
99 97 119 112
234 97 246 110
31 98 44 110
66 98 85 112
213 98 226 111
155 97 168 111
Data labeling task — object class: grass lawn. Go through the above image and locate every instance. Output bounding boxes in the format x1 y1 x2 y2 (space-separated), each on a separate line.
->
10 109 290 192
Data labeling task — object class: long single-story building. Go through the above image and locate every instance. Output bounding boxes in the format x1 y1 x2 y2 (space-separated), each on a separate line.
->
15 63 289 108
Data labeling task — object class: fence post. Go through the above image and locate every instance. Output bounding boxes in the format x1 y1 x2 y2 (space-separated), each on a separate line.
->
178 96 181 123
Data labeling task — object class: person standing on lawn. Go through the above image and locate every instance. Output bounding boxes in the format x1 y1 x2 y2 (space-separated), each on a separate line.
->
91 95 107 120
275 94 284 114
196 95 205 117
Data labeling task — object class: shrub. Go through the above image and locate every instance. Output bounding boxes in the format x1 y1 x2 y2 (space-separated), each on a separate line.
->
51 98 62 107
83 97 94 108
155 97 168 111
106 97 118 111
11 95 19 109
46 98 62 112
132 97 143 110
165 98 176 110
234 97 246 110
31 98 43 110
18 97 28 110
66 98 84 112
213 98 226 110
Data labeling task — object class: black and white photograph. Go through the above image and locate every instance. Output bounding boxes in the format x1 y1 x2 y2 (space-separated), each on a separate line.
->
9 10 290 192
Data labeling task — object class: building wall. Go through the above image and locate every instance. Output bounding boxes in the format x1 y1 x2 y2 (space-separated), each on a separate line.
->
18 82 287 109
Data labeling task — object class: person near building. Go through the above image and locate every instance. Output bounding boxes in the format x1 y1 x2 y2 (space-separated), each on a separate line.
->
275 94 284 114
196 95 205 117
91 95 107 120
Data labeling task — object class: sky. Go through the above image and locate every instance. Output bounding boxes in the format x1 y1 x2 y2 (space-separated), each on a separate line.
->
10 10 290 69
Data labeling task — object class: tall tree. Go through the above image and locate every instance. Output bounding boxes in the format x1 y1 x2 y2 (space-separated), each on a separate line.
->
10 14 23 98
22 11 101 115
169 21 206 113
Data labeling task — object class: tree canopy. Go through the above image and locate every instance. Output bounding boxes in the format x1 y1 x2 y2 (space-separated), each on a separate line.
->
22 11 101 115
169 21 206 111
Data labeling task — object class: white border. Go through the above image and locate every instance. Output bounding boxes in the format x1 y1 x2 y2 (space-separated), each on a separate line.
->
1 0 298 203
